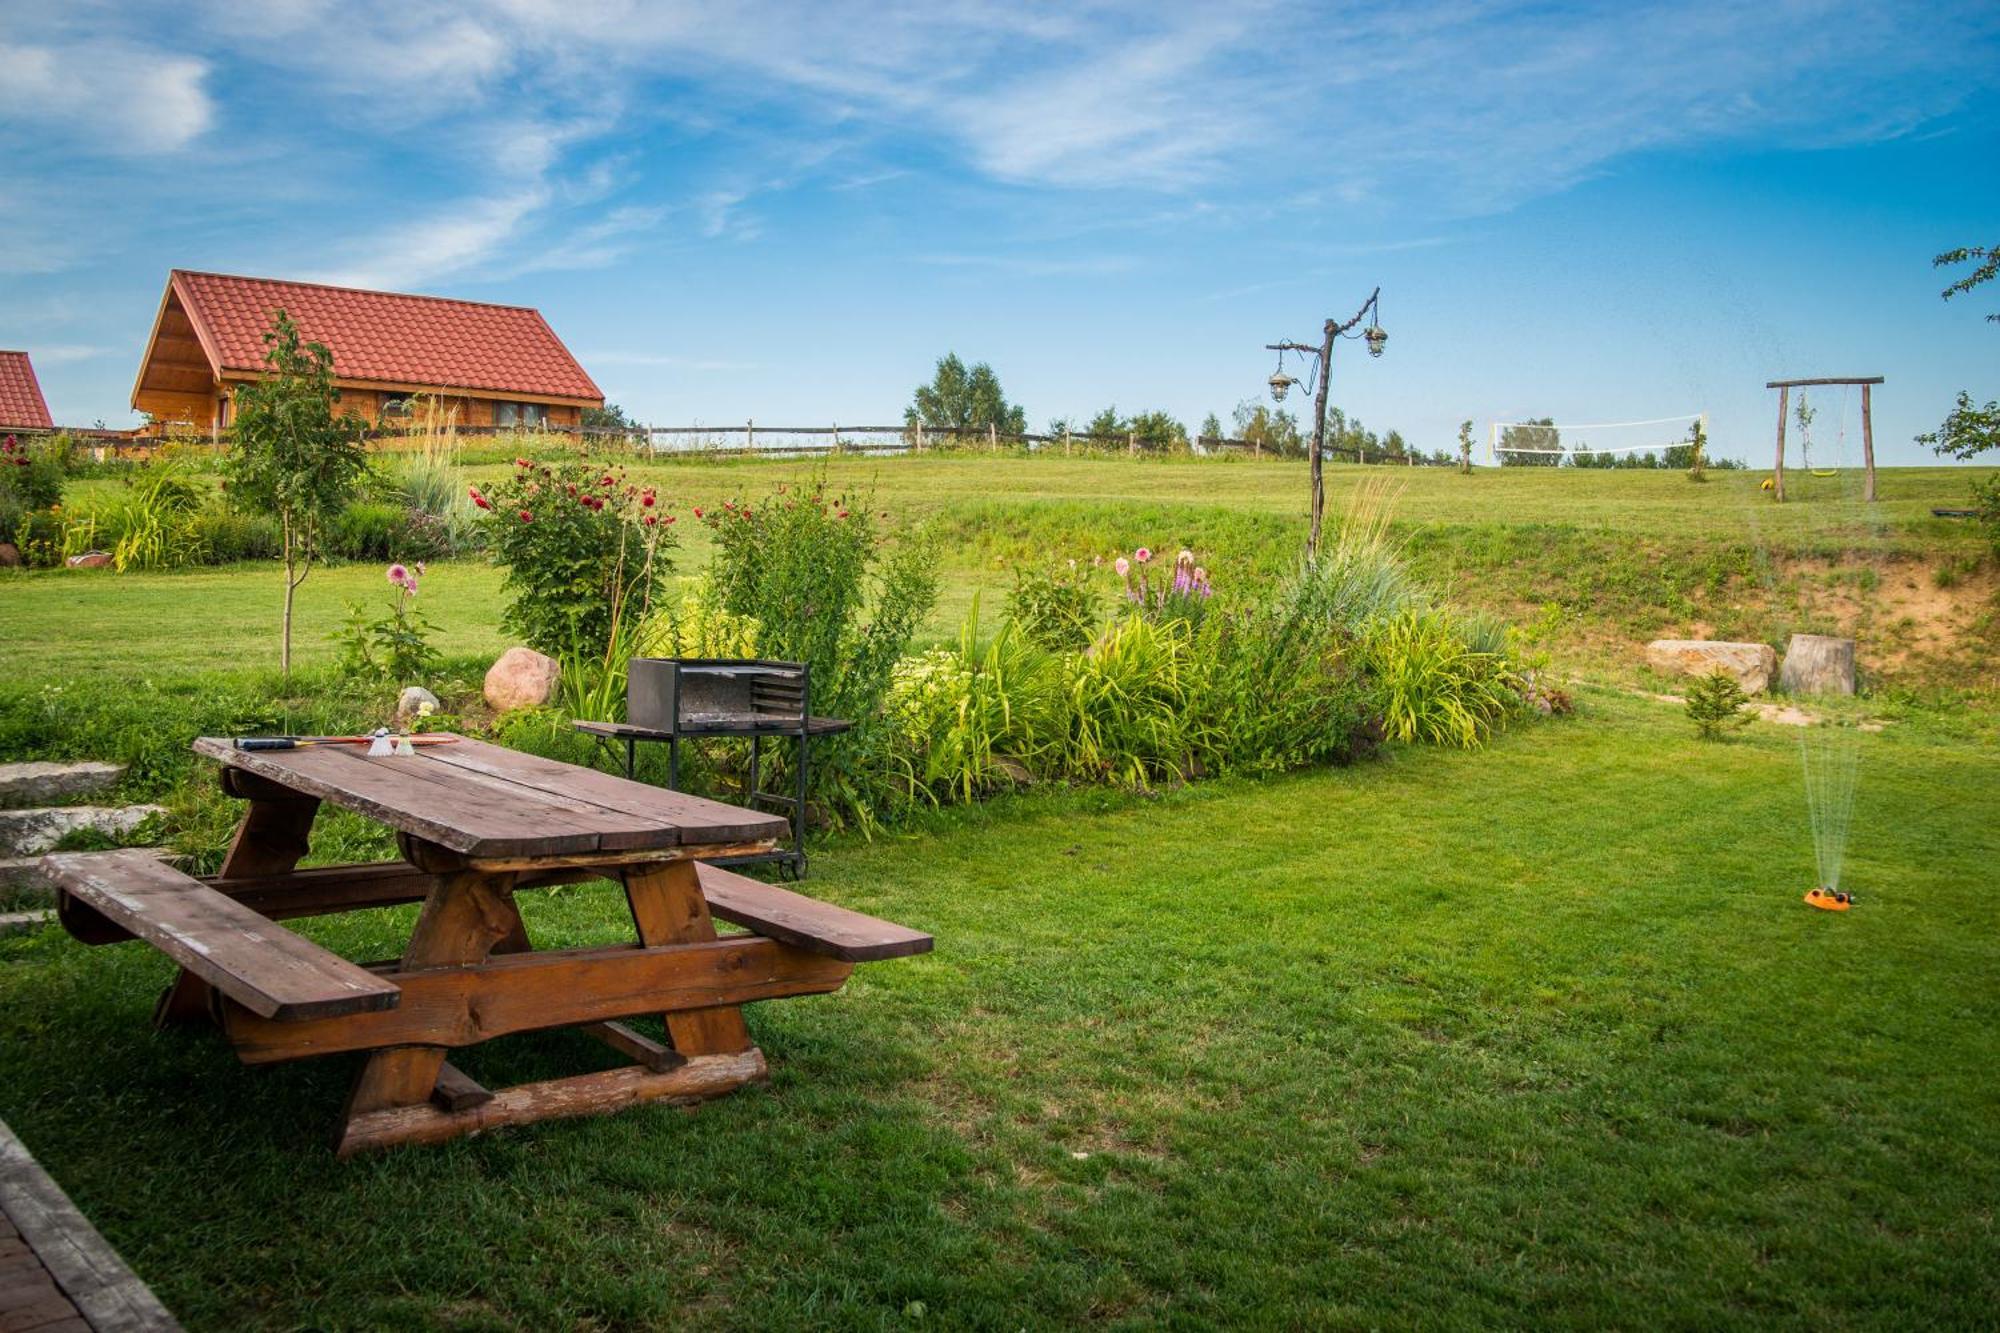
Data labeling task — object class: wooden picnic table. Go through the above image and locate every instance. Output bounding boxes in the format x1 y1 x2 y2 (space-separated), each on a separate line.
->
42 735 930 1157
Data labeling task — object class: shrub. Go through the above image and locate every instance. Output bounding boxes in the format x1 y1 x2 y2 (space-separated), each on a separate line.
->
1686 670 1752 740
1184 600 1373 776
0 434 63 541
635 577 762 659
326 501 410 560
1972 473 2000 559
185 508 281 562
703 477 938 823
1006 560 1100 653
477 457 674 658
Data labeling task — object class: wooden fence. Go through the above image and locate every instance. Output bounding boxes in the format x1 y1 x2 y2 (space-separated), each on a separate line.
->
25 420 1456 467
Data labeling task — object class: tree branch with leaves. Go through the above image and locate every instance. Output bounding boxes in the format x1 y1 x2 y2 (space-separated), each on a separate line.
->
1920 244 2000 461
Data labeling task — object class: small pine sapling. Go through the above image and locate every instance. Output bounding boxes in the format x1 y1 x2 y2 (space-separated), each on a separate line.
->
1685 669 1751 740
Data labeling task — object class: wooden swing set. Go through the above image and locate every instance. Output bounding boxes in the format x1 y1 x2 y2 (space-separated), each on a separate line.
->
1765 376 1883 503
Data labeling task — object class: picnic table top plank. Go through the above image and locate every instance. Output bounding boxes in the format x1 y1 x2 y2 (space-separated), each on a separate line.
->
420 738 786 847
41 849 400 1021
192 735 785 857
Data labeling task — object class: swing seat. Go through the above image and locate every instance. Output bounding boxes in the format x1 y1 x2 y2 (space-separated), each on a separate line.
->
1809 468 1839 478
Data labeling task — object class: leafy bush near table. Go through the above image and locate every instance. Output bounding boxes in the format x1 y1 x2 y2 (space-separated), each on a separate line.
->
478 457 674 659
334 563 440 683
703 477 938 824
1005 560 1100 653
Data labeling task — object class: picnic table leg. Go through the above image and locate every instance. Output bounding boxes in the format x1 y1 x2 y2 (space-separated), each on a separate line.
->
624 860 756 1056
337 867 522 1151
156 770 321 1028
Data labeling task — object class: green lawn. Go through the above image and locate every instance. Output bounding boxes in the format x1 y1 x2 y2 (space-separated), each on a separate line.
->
1 691 1994 1327
3 454 1998 1327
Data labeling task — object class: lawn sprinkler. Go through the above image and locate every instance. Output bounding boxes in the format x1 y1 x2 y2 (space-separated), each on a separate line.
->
1803 886 1853 912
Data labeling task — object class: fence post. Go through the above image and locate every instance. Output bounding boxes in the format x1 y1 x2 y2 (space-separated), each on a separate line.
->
746 419 754 454
1127 431 1136 456
989 422 997 451
831 422 840 454
1064 428 1071 456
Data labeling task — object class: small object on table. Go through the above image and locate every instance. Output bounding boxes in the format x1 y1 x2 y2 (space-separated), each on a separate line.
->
231 734 459 751
41 734 931 1156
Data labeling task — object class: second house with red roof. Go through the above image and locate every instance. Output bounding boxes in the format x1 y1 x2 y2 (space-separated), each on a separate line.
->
130 270 604 436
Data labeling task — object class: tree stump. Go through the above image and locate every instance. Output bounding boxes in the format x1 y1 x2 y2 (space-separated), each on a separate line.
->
1778 634 1855 696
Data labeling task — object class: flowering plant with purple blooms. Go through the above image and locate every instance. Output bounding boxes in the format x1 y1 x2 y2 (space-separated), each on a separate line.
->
1117 546 1213 629
335 561 438 682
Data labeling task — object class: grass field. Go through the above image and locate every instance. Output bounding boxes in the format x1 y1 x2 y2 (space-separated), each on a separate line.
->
16 457 2000 686
3 454 1998 1328
1 690 1995 1327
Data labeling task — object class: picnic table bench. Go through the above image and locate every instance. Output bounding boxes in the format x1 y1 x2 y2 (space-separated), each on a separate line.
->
41 736 930 1157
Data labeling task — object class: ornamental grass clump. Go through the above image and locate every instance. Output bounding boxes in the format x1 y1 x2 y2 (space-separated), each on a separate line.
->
475 456 675 660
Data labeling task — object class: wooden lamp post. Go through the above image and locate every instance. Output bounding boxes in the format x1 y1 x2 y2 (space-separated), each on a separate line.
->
1266 287 1386 558
1764 376 1883 502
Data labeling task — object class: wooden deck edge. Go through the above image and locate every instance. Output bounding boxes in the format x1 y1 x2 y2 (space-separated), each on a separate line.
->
0 1115 183 1331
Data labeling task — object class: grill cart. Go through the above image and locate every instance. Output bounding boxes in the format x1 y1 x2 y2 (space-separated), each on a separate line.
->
574 659 850 877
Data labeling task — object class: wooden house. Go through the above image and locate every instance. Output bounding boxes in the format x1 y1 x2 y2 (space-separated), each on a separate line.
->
0 351 55 431
130 270 603 436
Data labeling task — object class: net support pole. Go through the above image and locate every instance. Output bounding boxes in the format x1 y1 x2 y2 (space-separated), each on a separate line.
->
1861 383 1876 502
1772 386 1787 503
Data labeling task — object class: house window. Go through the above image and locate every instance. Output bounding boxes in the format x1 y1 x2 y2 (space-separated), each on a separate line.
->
496 401 547 429
381 396 410 419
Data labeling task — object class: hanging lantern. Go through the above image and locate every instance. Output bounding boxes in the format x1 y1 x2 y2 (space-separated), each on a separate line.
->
1364 324 1387 358
1268 369 1297 402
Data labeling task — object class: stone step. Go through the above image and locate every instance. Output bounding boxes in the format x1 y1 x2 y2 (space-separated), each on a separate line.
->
0 761 126 809
0 806 167 858
1 847 171 910
0 908 54 936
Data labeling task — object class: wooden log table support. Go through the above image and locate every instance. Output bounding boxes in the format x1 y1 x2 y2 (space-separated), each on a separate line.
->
42 735 932 1158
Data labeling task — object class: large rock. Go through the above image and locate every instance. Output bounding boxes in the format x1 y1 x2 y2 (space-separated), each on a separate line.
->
484 648 561 713
0 541 21 567
66 551 111 569
1779 634 1856 696
1644 639 1778 694
396 685 441 725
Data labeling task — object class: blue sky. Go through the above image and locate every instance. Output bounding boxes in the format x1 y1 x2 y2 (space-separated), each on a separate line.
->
3 0 1997 464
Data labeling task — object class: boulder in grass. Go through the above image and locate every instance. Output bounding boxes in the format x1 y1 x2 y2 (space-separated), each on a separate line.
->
483 648 561 713
66 551 112 569
1644 639 1778 695
1778 634 1856 697
396 685 441 725
0 542 20 567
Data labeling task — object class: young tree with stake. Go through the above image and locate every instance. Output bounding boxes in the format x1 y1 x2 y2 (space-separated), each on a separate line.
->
226 312 368 678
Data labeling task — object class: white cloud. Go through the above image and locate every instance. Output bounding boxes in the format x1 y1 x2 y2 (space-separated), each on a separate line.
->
0 41 212 154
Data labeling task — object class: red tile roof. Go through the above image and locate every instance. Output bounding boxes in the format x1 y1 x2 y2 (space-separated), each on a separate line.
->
170 270 602 403
0 351 54 429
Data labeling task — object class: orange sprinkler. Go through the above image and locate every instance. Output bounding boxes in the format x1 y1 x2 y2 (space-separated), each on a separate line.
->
1803 887 1852 912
